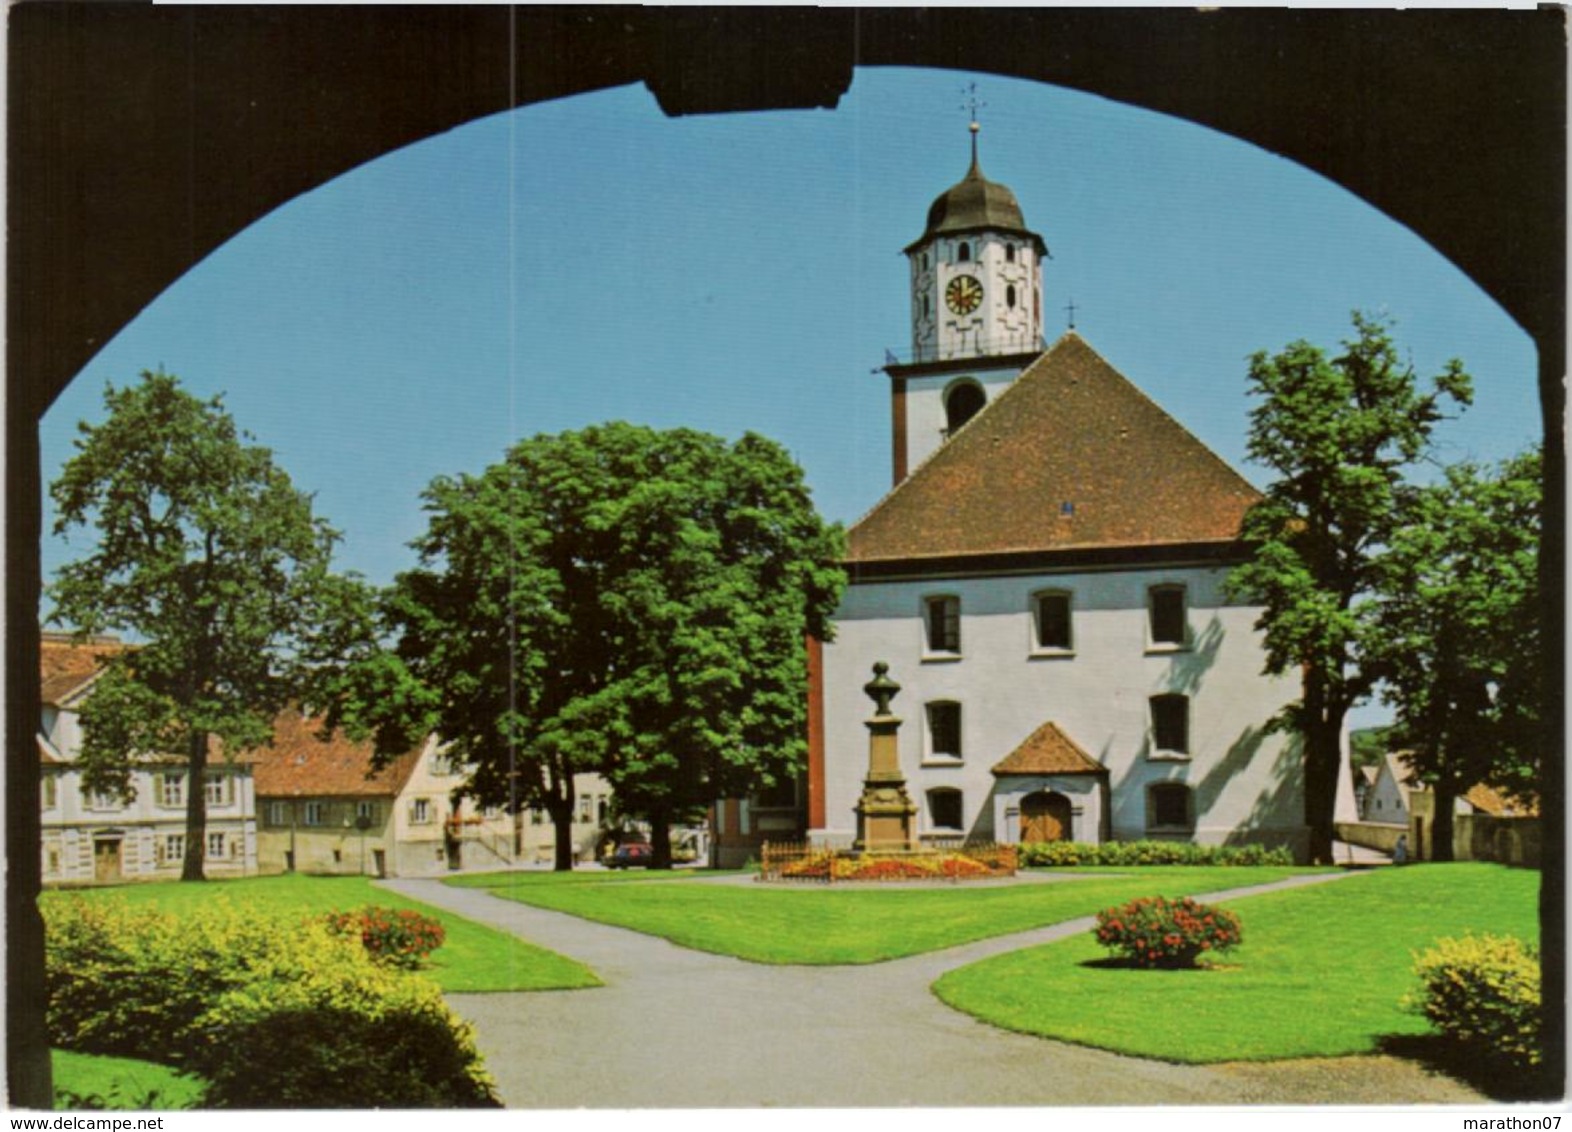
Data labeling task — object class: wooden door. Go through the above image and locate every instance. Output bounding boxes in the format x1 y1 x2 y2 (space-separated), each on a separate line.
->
93 838 122 883
1020 792 1072 843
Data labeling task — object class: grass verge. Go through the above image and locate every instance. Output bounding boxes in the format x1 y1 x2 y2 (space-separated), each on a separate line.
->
44 873 599 993
52 1048 205 1111
471 865 1318 964
933 862 1540 1063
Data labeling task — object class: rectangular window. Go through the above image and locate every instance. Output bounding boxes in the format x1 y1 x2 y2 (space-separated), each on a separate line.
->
429 752 457 776
928 789 964 831
1148 784 1193 831
304 800 325 827
41 774 58 810
356 800 378 824
161 834 185 865
85 788 118 811
924 595 961 654
1151 694 1190 756
576 795 593 823
159 773 184 808
1034 591 1072 651
267 801 289 827
1149 585 1187 647
206 832 226 859
204 772 230 807
926 702 963 760
411 798 432 824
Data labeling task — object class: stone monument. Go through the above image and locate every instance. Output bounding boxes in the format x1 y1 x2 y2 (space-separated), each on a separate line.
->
853 662 918 851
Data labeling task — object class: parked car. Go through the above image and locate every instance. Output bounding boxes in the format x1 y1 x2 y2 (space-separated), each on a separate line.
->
606 842 653 869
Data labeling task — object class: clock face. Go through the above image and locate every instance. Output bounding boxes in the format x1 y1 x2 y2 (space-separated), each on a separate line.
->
945 274 983 316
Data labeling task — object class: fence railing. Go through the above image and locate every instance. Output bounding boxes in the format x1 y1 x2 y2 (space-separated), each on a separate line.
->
758 840 1017 883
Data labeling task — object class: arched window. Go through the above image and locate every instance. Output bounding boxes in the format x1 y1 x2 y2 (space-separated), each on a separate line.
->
927 787 964 832
957 241 971 263
1147 783 1194 832
1150 694 1190 756
945 380 986 435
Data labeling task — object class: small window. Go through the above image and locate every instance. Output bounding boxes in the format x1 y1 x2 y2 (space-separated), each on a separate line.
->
920 251 929 271
1034 591 1073 651
1149 585 1187 647
204 772 230 807
159 773 184 808
1151 694 1190 756
206 831 226 859
924 595 961 654
161 834 185 865
429 752 458 776
356 800 378 824
927 787 964 832
922 293 931 319
957 241 971 263
41 774 58 810
266 801 288 826
1005 244 1016 263
577 795 593 823
926 701 963 760
596 797 609 823
85 788 118 811
1006 283 1017 309
1147 783 1193 831
304 801 325 826
411 798 432 824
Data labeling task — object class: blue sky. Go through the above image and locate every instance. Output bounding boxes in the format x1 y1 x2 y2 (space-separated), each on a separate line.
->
40 67 1540 726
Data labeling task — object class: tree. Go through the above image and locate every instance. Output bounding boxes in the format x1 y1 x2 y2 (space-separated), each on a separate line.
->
357 423 845 870
1226 313 1472 863
49 371 369 880
1370 448 1542 859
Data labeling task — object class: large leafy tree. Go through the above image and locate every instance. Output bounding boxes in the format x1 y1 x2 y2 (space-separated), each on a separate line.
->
1370 448 1542 859
354 423 844 870
49 371 370 880
1226 313 1472 863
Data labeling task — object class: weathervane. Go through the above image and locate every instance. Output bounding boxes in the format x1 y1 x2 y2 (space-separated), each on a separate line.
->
961 81 986 162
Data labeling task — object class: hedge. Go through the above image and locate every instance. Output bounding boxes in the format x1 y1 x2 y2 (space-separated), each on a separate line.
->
1018 839 1293 868
45 896 498 1108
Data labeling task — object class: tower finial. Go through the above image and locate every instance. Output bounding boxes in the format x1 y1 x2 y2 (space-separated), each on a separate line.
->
961 81 986 168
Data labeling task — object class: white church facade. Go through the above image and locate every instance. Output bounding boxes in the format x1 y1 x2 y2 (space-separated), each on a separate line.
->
804 131 1310 859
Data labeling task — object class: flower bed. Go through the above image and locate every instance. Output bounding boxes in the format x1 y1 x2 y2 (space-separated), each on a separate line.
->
1094 895 1241 968
761 843 1016 883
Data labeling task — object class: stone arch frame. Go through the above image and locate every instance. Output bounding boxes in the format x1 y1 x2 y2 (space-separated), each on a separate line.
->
7 8 1563 1103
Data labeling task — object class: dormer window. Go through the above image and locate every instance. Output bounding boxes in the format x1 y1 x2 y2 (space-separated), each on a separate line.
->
957 241 971 263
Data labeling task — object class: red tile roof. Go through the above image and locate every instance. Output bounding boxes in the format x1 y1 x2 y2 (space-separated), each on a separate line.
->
249 711 426 799
991 721 1107 777
849 333 1261 565
1463 782 1539 818
40 633 126 704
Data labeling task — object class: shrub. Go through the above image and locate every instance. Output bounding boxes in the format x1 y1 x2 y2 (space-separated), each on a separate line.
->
1018 840 1292 868
44 896 497 1108
1409 934 1541 1074
1094 895 1242 969
323 906 446 969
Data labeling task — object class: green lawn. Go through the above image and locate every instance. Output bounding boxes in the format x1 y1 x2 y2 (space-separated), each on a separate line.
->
443 867 745 889
44 873 599 993
933 862 1541 1063
52 1048 205 1111
470 865 1317 964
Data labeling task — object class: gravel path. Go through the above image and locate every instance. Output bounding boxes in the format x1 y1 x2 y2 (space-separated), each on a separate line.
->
379 871 1485 1108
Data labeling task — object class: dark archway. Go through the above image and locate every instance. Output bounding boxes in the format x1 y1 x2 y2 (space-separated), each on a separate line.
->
945 381 987 435
9 7 1563 1104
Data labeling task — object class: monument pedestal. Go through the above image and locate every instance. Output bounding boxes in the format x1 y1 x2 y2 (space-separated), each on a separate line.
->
853 663 917 851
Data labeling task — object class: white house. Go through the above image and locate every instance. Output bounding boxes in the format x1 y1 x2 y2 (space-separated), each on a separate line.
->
805 136 1310 858
39 633 259 884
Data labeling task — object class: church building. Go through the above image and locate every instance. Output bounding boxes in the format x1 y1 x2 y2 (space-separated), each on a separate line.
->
804 127 1309 858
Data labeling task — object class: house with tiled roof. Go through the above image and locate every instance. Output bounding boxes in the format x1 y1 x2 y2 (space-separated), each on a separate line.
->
251 710 612 876
804 132 1309 858
39 632 258 884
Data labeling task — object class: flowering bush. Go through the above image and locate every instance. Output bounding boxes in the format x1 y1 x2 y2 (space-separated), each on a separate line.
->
44 896 497 1107
1094 895 1242 969
1408 934 1540 1074
323 906 446 969
1019 840 1293 868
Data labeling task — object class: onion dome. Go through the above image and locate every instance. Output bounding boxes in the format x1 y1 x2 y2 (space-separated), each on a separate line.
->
905 149 1046 255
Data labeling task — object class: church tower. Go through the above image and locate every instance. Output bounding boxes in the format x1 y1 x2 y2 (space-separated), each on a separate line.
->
883 119 1048 484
